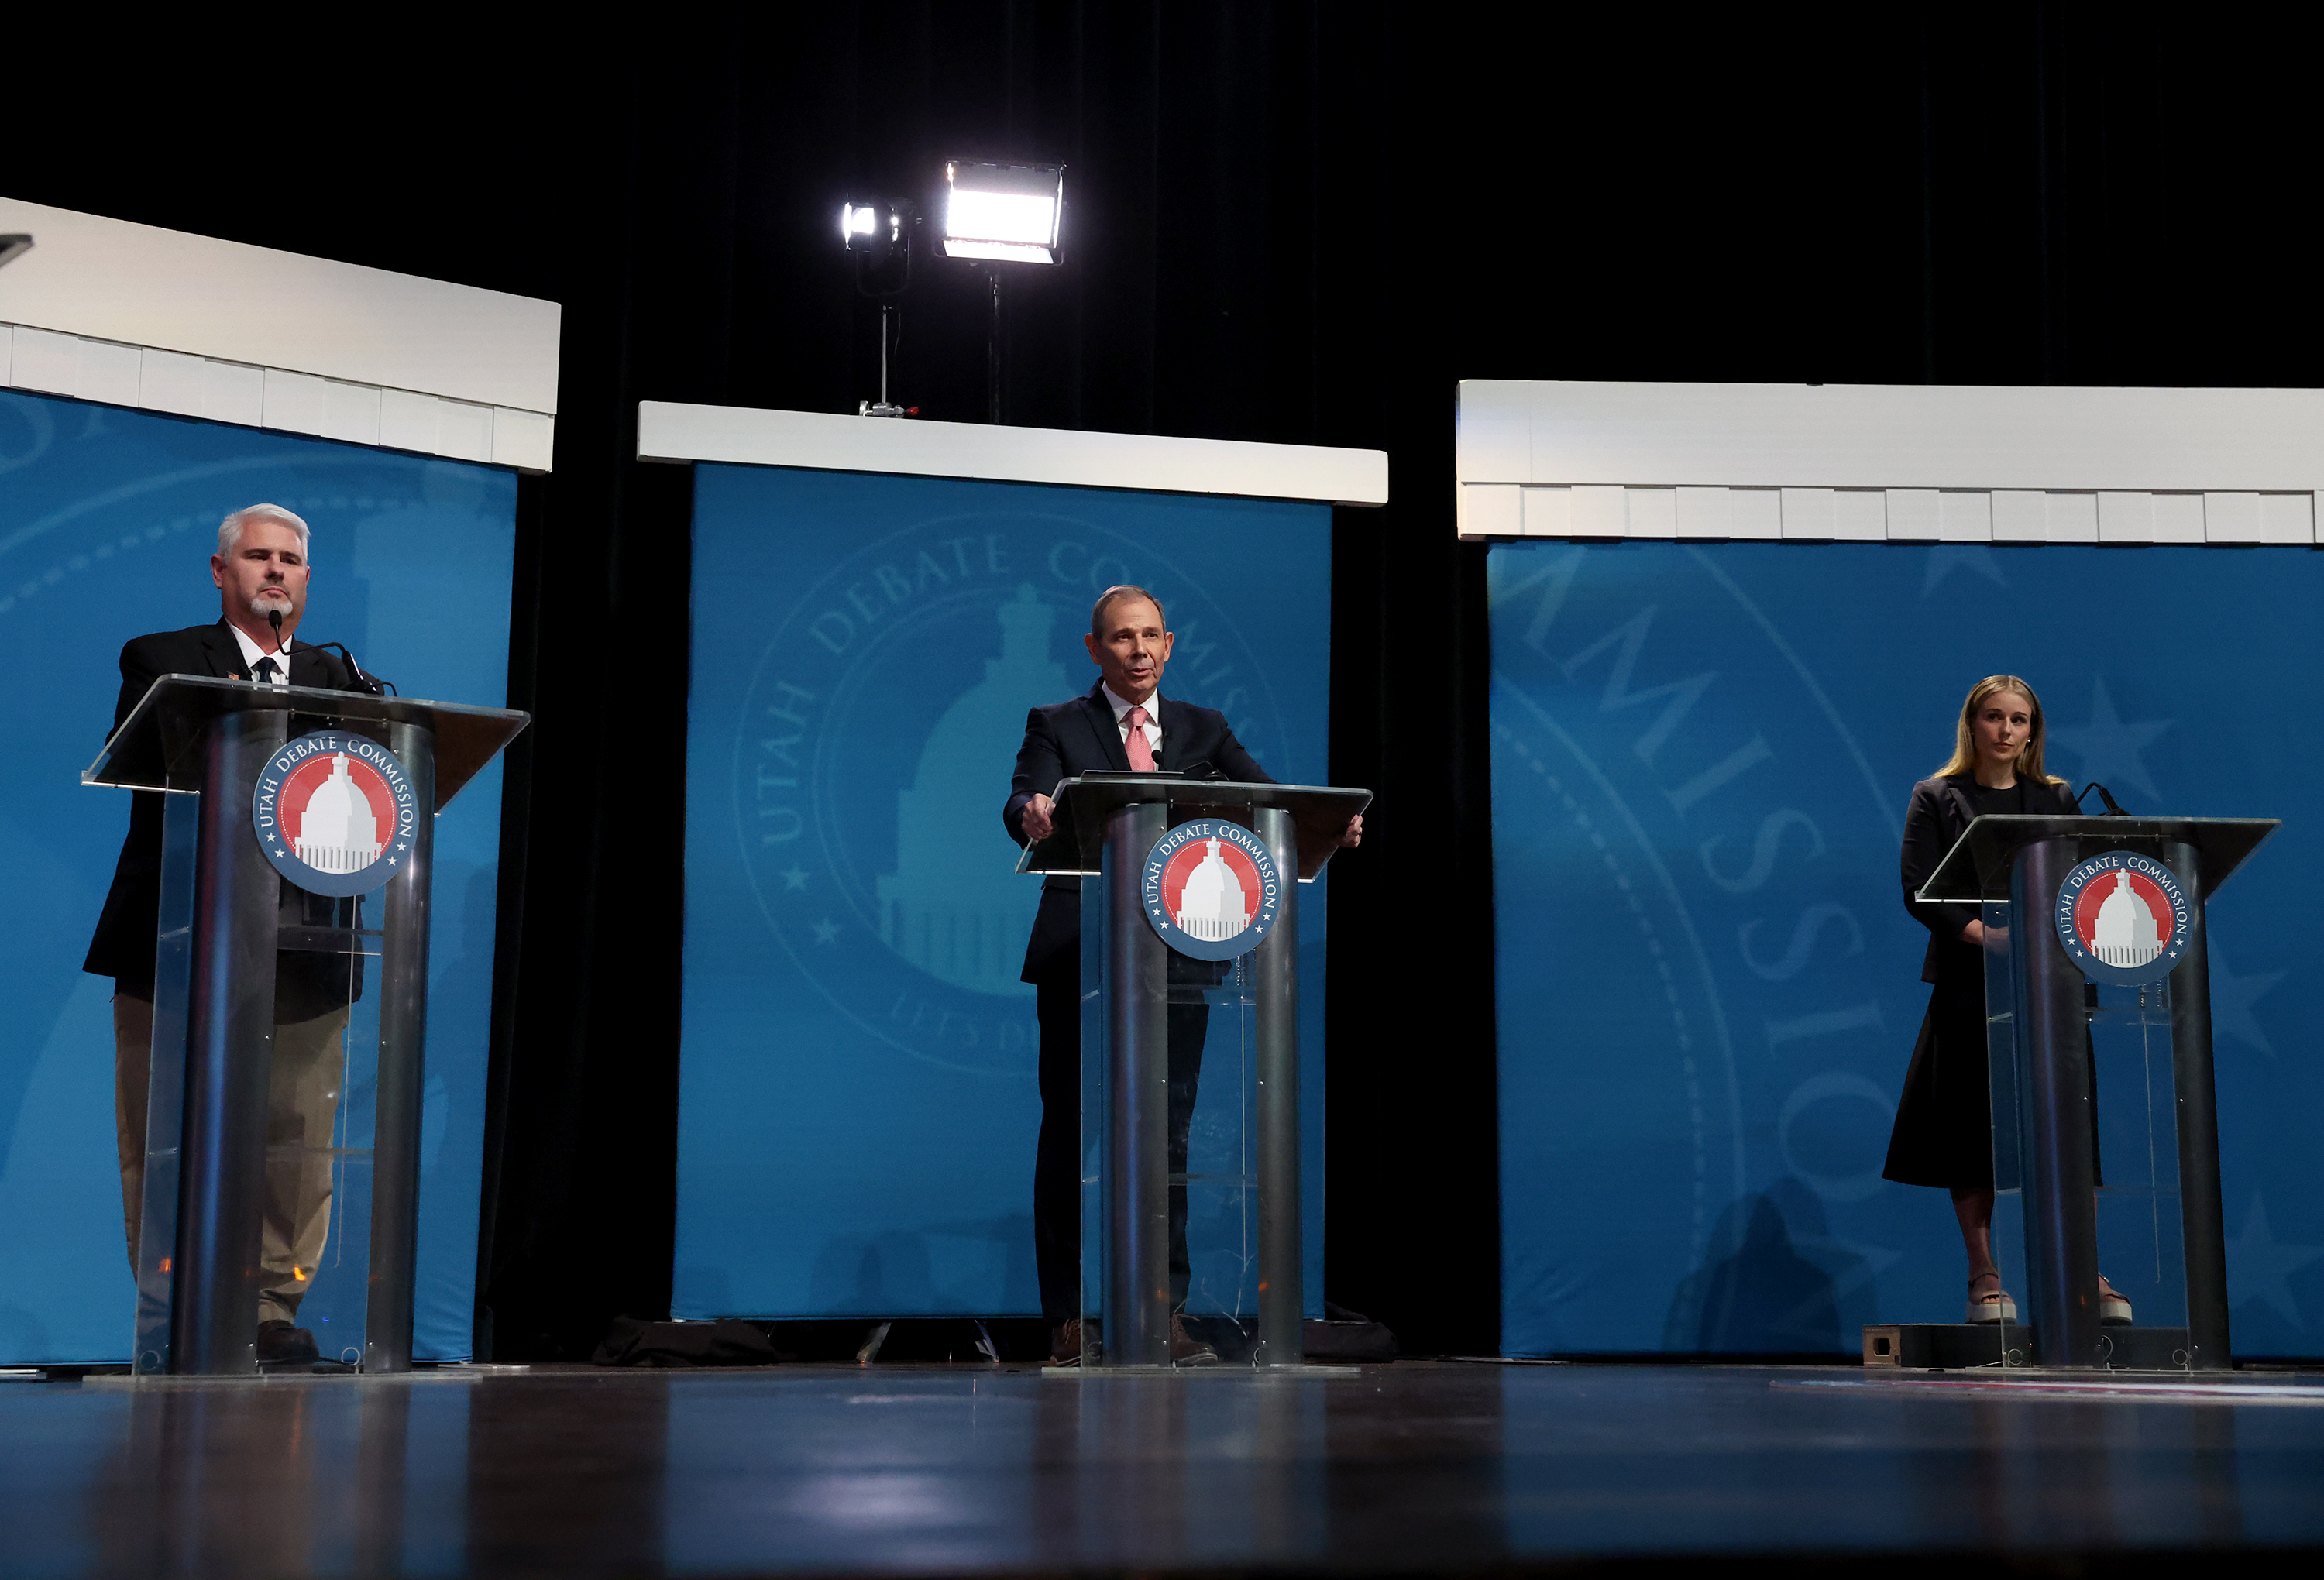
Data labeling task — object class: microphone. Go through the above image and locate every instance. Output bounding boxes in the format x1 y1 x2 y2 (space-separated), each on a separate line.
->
267 610 393 696
308 642 393 697
2076 781 2130 816
1177 758 1230 782
260 596 392 696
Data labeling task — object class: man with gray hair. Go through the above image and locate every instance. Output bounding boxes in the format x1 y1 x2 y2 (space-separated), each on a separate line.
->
84 502 365 1369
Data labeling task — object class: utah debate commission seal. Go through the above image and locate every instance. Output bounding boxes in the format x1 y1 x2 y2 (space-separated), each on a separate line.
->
253 730 419 896
2053 849 2190 985
1141 818 1284 961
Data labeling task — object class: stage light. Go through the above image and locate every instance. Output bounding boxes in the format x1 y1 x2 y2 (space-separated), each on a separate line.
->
837 198 921 418
842 200 912 257
938 161 1064 264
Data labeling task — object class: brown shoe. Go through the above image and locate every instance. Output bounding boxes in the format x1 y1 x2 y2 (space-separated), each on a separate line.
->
1049 1318 1085 1365
1169 1313 1219 1366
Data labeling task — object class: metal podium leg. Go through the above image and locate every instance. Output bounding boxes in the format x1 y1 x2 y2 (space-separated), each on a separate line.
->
1252 806 1303 1367
366 721 436 1375
2163 840 2232 1371
1105 800 1171 1366
174 709 287 1375
132 792 201 1374
2010 837 2103 1369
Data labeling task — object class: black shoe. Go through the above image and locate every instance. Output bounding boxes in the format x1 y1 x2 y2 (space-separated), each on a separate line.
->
1169 1313 1219 1366
256 1319 320 1368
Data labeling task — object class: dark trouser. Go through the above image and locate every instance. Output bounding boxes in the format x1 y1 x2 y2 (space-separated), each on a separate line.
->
1033 968 1210 1324
113 985 349 1324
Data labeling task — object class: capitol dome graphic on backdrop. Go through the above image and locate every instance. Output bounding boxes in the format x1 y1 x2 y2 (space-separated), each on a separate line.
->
295 754 383 874
876 585 1070 995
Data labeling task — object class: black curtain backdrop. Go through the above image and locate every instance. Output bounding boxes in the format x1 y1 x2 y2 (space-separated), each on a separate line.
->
9 4 2319 1358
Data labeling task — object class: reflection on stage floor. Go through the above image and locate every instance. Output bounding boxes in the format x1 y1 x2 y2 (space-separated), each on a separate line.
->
2 1360 2319 1575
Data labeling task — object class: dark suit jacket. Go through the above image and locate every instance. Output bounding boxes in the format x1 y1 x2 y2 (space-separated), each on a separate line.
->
84 620 359 991
1002 679 1273 982
1900 771 2080 986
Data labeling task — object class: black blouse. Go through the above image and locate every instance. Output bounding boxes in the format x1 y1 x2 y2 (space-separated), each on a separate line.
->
1899 771 2081 984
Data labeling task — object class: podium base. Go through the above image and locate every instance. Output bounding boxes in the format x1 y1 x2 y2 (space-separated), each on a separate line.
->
1863 1323 2195 1371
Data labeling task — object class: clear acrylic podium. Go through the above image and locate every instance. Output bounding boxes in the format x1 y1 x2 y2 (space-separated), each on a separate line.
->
1018 774 1369 1369
1917 814 2275 1372
84 675 528 1376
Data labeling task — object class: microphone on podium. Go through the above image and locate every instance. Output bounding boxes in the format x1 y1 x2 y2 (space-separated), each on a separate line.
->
265 606 394 696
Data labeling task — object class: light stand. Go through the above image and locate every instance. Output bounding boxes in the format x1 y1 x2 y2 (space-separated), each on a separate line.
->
841 199 920 418
873 300 906 419
986 269 1003 424
935 160 1065 427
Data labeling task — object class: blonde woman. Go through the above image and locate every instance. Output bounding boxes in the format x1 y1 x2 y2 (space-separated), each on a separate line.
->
1883 676 2130 1326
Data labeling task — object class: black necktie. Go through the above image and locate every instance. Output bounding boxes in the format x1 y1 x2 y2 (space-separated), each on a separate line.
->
254 657 280 685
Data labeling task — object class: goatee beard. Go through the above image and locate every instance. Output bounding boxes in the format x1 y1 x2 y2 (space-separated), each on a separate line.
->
248 594 290 623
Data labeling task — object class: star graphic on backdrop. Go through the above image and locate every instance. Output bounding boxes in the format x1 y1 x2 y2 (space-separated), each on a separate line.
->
810 918 840 945
2207 951 2286 1057
1923 545 2007 596
2227 1193 2324 1330
2047 676 2171 803
782 865 810 891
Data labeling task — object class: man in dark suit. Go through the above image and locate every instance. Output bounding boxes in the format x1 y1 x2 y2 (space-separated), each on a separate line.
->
86 503 362 1368
1004 585 1360 1364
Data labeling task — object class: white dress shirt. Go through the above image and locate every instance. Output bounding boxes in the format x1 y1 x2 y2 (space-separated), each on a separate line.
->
227 621 294 686
1101 684 1163 759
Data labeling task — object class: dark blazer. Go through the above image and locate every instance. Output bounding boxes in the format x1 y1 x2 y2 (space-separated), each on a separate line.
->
84 620 358 988
1900 771 2080 985
1002 678 1273 982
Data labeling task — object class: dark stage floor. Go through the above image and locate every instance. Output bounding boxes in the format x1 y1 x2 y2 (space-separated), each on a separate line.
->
4 1360 2322 1576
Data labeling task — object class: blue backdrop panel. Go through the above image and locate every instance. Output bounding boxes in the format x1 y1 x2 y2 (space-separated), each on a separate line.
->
0 391 516 1363
679 465 1330 1318
1489 540 2324 1356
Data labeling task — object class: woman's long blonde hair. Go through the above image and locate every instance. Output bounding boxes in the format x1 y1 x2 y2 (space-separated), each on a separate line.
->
1934 675 2066 785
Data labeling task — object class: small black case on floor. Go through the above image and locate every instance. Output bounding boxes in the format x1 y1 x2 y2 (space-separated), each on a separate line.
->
1305 1303 1398 1363
591 1316 792 1367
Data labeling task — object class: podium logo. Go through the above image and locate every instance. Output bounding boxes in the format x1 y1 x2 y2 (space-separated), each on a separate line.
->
2054 850 2190 985
253 730 419 896
1141 818 1283 961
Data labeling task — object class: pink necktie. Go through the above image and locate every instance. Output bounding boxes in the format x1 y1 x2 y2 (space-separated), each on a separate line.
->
1125 705 1156 771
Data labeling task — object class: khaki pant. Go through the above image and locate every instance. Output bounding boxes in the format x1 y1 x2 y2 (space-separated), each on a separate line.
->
114 991 351 1326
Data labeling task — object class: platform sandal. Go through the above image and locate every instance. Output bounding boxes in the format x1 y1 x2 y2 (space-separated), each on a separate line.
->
2098 1274 2133 1326
1965 1266 2018 1324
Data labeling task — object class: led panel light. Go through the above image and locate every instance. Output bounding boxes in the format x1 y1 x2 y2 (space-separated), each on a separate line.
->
939 160 1064 264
